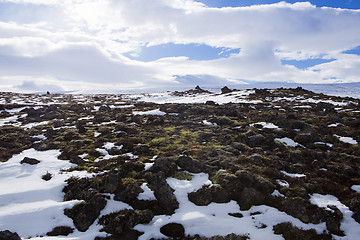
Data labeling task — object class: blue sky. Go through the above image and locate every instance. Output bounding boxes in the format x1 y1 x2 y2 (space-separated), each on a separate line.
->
0 0 359 92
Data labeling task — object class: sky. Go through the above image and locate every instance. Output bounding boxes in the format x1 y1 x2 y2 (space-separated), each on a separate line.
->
0 0 360 93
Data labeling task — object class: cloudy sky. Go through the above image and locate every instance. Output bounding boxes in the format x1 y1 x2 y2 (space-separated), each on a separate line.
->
0 0 359 93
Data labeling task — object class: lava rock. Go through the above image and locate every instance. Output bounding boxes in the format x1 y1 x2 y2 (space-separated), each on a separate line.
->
188 185 230 206
325 205 344 236
176 155 206 173
221 86 232 94
20 157 40 165
64 193 107 232
47 226 74 236
150 157 177 175
146 172 179 215
273 222 331 240
160 223 185 238
0 230 21 240
99 209 153 236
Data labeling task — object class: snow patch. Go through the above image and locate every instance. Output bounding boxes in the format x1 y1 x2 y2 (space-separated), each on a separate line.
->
0 148 92 239
250 122 280 129
137 183 156 201
281 170 306 178
275 137 303 147
351 185 360 194
133 109 166 116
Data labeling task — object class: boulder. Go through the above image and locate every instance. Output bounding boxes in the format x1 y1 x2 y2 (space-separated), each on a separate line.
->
273 222 331 240
64 193 107 232
221 86 232 94
176 155 206 173
47 226 74 236
248 134 266 147
188 185 230 206
0 230 21 240
146 172 179 215
160 223 185 238
99 209 153 236
20 157 40 165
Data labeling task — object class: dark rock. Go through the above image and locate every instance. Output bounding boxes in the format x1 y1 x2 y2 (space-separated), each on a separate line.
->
349 197 360 223
238 187 266 210
47 226 74 236
273 222 332 240
146 172 179 215
231 142 251 152
325 205 344 236
99 209 153 236
176 155 206 173
42 172 52 181
254 88 270 96
160 223 185 238
20 157 40 165
209 233 249 240
99 105 111 112
228 213 244 218
248 134 266 147
188 185 230 206
64 193 107 232
269 197 325 224
248 153 264 166
342 165 355 176
206 100 217 105
0 230 21 240
150 157 177 175
114 180 143 204
221 86 232 94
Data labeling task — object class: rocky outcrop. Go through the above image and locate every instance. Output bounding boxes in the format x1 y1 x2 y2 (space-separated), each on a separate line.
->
146 172 179 215
64 193 107 232
99 209 153 238
0 230 21 240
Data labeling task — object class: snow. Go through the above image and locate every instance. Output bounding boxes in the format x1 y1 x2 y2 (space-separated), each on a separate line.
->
275 137 303 147
351 185 360 194
135 173 328 240
281 170 306 178
32 134 47 140
276 179 290 187
0 115 20 126
101 194 133 216
23 121 50 129
144 162 154 171
310 194 360 240
125 90 262 105
328 123 342 127
250 122 280 129
0 148 92 239
334 135 358 145
314 142 333 147
137 183 156 201
94 131 101 137
202 120 217 126
271 190 285 198
103 142 115 150
133 109 166 116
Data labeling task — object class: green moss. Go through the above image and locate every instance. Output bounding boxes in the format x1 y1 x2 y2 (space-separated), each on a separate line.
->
171 171 193 180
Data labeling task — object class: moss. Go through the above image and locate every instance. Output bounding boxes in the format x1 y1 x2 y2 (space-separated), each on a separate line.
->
170 171 193 181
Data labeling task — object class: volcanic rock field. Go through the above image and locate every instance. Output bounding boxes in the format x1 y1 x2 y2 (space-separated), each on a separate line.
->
0 87 360 240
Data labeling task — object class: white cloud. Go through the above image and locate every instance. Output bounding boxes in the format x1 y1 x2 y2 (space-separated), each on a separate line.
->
0 0 359 92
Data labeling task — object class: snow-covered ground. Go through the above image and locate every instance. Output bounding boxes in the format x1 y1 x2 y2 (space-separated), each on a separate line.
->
0 149 92 239
135 173 328 240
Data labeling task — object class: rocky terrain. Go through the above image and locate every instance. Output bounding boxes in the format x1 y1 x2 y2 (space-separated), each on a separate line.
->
0 86 360 240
